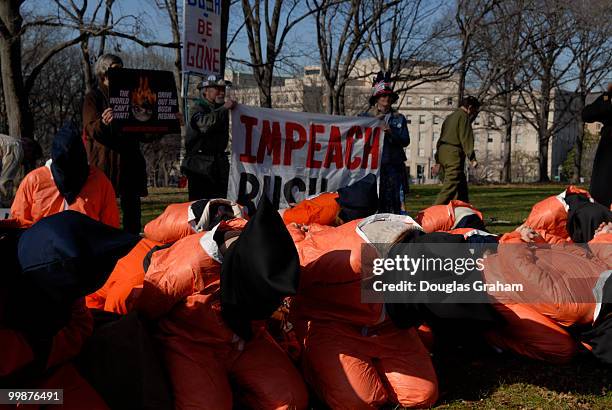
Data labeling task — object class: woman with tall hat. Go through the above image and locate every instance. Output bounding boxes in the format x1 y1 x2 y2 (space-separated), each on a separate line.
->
361 71 410 214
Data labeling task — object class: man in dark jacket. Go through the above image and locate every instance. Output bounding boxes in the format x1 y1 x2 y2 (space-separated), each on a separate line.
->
583 83 612 208
182 75 237 201
82 54 152 234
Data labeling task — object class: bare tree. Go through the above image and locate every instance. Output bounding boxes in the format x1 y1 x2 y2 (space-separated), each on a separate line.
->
309 0 398 115
473 0 531 183
238 0 319 108
0 0 34 140
367 0 454 96
0 0 176 142
517 0 575 182
453 0 503 103
565 0 612 182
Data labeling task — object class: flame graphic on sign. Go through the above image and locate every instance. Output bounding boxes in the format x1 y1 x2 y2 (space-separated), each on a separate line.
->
131 76 157 122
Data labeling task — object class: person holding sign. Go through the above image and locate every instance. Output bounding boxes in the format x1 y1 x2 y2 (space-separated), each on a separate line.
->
83 54 154 234
361 72 410 214
181 75 237 201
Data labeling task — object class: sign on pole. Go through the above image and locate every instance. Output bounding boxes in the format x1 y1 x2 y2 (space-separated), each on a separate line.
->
229 105 384 212
182 0 223 77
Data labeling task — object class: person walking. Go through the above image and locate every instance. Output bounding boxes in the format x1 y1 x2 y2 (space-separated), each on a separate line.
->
181 75 236 201
83 54 153 234
434 96 480 205
583 83 612 208
361 71 410 214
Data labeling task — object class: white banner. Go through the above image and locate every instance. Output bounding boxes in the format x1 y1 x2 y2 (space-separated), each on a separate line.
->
229 105 384 211
182 0 222 76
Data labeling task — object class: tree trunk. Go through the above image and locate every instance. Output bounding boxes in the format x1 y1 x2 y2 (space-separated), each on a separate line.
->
80 37 95 94
572 88 587 183
538 128 550 182
259 68 273 108
537 76 552 182
337 84 346 115
325 82 334 114
501 95 512 183
165 0 184 138
0 0 32 140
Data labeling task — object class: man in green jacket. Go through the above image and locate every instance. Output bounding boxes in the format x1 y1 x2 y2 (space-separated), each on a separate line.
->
434 96 481 205
182 75 237 200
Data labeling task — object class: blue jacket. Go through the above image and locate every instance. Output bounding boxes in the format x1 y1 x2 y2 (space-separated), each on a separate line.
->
360 107 410 165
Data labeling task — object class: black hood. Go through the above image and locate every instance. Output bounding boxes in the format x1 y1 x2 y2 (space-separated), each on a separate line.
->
220 196 300 341
337 174 379 222
50 122 89 204
4 211 138 338
566 194 612 243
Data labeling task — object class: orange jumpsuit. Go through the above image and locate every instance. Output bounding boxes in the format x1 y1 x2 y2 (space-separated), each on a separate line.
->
0 298 108 410
281 192 341 226
10 164 119 229
482 240 606 363
500 186 591 244
143 201 194 244
416 200 482 233
144 199 247 244
136 221 308 410
86 238 162 314
291 221 438 409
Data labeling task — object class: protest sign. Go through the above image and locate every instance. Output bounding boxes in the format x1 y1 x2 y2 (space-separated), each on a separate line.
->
229 105 384 211
107 68 180 134
183 0 222 76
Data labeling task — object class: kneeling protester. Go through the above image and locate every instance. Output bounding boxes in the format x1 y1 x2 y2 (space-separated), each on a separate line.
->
293 214 438 409
136 197 307 410
281 173 379 227
1 211 138 408
143 198 246 244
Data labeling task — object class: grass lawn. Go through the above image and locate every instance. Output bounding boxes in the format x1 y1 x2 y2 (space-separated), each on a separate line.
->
141 183 611 409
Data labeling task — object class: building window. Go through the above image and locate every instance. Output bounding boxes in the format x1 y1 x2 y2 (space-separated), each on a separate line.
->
406 115 412 124
434 96 440 106
487 133 493 143
515 134 522 144
407 96 413 105
447 96 453 106
305 69 320 75
420 97 426 106
433 115 440 125
419 115 426 125
418 148 425 158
